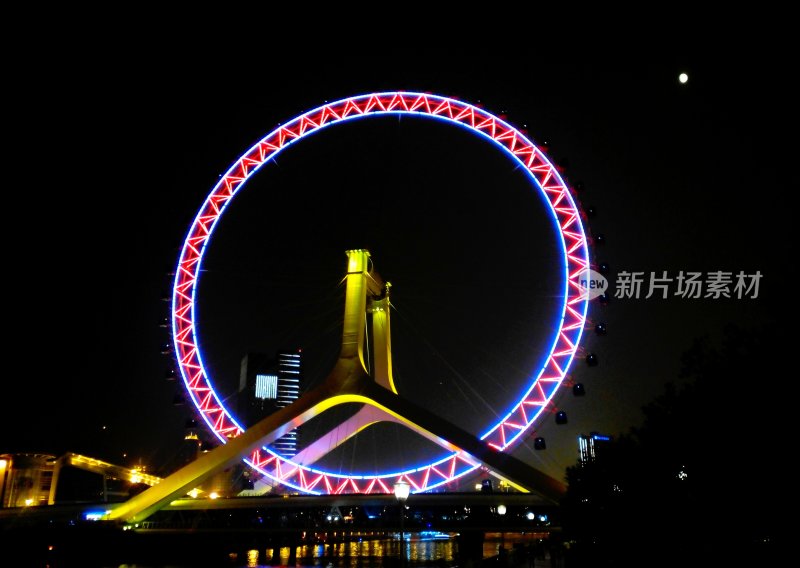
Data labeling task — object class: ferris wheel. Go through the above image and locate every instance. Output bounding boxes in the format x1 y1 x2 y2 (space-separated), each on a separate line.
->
170 92 592 495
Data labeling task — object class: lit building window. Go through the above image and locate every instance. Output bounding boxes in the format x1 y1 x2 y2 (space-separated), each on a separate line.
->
255 374 278 400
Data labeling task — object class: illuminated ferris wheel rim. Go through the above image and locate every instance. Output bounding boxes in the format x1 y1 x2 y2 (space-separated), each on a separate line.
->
172 92 590 494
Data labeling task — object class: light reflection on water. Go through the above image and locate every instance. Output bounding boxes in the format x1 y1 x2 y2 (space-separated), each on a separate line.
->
113 532 551 567
239 533 457 568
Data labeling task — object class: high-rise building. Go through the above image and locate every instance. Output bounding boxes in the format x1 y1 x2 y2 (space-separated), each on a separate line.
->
239 349 302 458
578 432 612 464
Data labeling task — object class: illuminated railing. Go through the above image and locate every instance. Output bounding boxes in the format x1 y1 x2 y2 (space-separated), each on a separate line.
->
66 453 162 486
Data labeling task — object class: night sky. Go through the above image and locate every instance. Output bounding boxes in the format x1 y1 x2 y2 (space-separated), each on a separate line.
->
3 38 792 487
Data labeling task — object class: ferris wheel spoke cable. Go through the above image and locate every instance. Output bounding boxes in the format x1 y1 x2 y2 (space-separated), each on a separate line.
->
392 303 499 420
520 437 561 470
392 295 512 396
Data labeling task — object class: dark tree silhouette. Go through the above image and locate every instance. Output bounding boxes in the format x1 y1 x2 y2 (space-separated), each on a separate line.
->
561 324 783 567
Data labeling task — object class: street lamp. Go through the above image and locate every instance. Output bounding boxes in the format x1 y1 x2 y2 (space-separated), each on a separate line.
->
394 481 410 568
497 504 507 558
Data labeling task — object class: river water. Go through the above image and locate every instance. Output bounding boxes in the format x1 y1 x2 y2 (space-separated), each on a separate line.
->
218 531 550 568
24 529 553 567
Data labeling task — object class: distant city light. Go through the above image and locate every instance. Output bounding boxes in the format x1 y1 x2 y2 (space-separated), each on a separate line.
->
497 504 507 515
679 73 689 84
209 492 220 500
526 512 535 521
24 498 34 506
